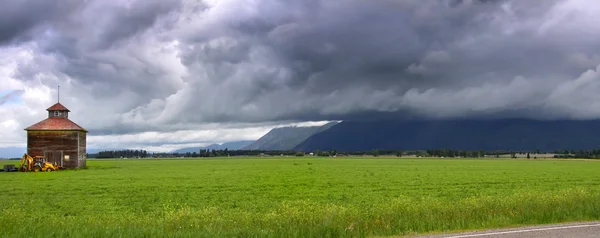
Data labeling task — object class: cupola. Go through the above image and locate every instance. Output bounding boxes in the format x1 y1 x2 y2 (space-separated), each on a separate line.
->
47 102 70 118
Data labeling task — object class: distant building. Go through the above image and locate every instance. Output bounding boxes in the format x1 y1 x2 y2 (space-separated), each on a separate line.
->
24 102 88 168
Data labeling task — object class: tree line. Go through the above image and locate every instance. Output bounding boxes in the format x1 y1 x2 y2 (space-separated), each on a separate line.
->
150 149 299 158
553 150 600 159
90 150 149 158
86 148 600 159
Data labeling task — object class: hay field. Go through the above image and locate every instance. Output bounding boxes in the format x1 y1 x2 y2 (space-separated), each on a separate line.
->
1 157 600 237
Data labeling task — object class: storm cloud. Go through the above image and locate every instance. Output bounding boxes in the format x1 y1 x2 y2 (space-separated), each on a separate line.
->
2 0 600 151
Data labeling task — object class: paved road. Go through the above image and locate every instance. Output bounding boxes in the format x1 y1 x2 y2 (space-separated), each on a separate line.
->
412 221 600 238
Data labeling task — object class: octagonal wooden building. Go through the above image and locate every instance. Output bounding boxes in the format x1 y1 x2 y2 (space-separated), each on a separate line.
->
24 102 87 168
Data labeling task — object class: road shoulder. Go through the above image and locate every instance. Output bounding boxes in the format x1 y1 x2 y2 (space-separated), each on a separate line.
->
405 221 600 238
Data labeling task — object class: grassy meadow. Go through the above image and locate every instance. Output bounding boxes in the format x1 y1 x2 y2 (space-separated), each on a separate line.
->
1 157 600 237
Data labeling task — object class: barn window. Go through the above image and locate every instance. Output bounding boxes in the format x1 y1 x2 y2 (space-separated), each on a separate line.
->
54 111 61 116
64 155 70 161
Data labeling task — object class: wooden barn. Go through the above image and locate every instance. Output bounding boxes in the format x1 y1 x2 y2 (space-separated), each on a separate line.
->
24 102 87 168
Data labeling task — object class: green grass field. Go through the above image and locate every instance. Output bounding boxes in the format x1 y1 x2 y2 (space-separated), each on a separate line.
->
1 157 600 237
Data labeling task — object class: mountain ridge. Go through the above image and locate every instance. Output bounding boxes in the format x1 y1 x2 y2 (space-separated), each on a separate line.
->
293 119 600 152
172 140 254 153
242 122 339 150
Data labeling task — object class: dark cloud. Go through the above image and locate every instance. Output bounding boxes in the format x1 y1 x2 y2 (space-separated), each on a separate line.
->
91 0 184 50
3 0 600 138
0 0 82 45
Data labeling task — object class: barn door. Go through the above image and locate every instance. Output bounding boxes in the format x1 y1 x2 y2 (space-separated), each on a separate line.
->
44 151 63 166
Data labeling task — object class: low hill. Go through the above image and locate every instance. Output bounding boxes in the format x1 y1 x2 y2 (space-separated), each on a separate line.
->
242 122 339 150
293 119 600 152
173 141 254 153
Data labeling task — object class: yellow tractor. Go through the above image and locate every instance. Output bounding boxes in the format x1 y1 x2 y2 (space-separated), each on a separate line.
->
19 154 62 172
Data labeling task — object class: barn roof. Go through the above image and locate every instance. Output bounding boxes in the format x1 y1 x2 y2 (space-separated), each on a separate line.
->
24 118 88 132
46 102 70 112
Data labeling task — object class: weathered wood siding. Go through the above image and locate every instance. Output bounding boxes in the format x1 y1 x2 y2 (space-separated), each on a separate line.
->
27 131 84 168
78 131 87 167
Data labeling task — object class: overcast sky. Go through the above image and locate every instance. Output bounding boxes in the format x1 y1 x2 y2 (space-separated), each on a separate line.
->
2 0 600 154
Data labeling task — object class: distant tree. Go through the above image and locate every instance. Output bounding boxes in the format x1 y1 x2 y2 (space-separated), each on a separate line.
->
372 149 380 157
295 152 304 157
527 153 530 159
